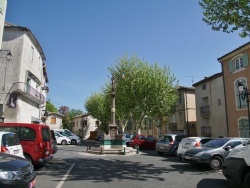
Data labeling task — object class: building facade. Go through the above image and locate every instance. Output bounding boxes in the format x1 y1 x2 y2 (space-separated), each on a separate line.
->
0 22 48 123
167 86 197 136
72 114 100 140
193 73 228 137
45 112 64 130
218 42 250 138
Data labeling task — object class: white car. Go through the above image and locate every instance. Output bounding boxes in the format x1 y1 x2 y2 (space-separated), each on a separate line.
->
0 131 24 158
177 137 213 161
53 130 80 145
54 132 71 145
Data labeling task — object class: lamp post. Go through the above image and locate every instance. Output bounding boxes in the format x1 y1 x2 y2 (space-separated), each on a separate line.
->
237 80 250 133
1 50 12 91
109 75 117 137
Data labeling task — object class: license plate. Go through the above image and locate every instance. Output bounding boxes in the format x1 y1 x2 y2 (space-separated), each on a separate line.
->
29 179 36 188
184 156 191 159
14 150 19 154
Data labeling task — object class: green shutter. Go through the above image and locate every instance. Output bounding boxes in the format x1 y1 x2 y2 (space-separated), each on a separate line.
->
243 53 249 67
228 60 233 73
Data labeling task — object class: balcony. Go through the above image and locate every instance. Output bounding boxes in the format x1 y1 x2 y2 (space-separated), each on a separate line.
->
200 105 210 116
201 126 211 136
10 82 45 104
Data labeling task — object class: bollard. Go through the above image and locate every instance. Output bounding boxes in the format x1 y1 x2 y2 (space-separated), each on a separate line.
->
100 147 103 155
123 147 126 155
89 146 91 150
86 147 89 153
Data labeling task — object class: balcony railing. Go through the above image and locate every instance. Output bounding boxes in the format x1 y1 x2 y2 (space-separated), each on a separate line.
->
201 126 211 136
200 105 210 115
10 82 45 104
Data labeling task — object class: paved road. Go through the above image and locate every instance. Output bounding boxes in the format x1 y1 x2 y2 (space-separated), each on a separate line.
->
34 141 243 188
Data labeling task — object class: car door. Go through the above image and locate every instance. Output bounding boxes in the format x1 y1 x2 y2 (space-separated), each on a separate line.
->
146 136 156 149
223 140 242 159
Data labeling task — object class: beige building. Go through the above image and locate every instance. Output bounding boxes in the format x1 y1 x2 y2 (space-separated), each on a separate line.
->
218 42 250 138
0 22 48 123
72 114 100 140
167 86 197 136
45 112 64 129
193 73 227 137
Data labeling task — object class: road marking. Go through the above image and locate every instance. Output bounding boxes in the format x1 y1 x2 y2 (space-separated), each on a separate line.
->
56 163 75 188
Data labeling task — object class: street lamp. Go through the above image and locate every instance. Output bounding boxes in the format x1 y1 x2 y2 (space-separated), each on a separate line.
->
1 50 12 91
82 115 87 139
237 80 250 132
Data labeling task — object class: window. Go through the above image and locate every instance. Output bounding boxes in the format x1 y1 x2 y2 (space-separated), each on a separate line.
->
179 112 182 122
72 122 75 127
51 117 56 124
41 128 51 142
228 53 248 73
202 84 206 90
234 57 244 70
18 127 36 140
218 99 221 106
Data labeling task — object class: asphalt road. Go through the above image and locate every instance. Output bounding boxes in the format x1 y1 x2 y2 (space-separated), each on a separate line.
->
34 141 243 188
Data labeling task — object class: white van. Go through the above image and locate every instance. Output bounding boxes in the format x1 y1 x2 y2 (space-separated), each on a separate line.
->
52 129 80 145
222 143 250 188
0 131 24 158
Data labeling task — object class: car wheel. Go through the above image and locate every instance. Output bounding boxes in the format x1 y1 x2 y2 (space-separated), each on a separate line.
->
157 152 163 155
210 156 223 170
134 144 139 150
244 171 250 188
71 139 77 145
172 148 178 157
61 140 67 145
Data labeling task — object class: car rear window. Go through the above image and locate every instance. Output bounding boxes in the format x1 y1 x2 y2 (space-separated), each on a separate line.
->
18 127 36 140
159 136 173 142
2 133 20 146
42 128 51 142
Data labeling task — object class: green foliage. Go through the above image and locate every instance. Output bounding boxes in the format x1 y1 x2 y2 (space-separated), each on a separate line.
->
46 101 57 113
58 106 83 129
199 0 250 37
85 55 179 133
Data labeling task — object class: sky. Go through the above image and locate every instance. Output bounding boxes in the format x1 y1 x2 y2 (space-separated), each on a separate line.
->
5 1 250 112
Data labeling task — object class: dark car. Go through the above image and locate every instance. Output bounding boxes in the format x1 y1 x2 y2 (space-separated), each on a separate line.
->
50 130 58 154
129 135 156 149
155 134 187 156
183 137 250 170
0 152 36 188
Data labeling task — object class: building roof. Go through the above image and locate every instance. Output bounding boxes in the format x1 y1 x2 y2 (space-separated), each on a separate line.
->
178 86 195 92
4 22 49 83
48 112 64 117
217 41 250 62
192 72 222 87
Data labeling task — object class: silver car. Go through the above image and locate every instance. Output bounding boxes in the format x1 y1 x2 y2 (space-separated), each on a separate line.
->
155 134 187 156
177 137 213 161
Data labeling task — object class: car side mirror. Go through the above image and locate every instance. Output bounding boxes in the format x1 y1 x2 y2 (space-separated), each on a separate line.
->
224 146 232 151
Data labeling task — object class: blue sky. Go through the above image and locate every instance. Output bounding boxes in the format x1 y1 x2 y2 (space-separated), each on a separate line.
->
5 1 249 111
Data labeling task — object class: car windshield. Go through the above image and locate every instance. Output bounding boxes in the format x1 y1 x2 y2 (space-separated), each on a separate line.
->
158 136 173 142
203 139 230 148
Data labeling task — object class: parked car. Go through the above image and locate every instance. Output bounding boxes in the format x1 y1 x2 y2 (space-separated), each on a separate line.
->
124 134 134 147
54 131 71 145
177 137 213 161
155 134 187 156
0 123 53 166
183 137 250 170
222 144 250 188
50 130 58 154
129 135 156 149
0 131 24 158
0 152 36 188
53 129 80 145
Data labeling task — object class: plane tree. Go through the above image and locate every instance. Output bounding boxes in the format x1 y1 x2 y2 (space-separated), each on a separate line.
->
199 0 250 37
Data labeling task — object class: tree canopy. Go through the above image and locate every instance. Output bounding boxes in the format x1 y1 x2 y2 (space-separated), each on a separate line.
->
199 0 250 37
46 101 57 113
58 106 83 129
85 55 179 134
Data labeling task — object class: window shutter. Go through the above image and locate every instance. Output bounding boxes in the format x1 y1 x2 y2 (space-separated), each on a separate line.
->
243 53 249 67
228 60 233 73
